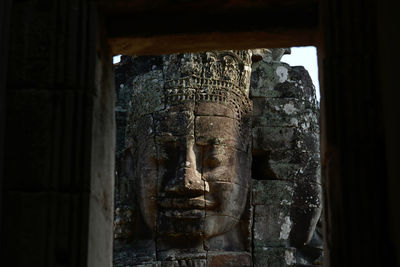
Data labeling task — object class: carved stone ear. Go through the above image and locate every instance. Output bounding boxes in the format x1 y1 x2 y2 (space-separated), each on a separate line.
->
289 182 322 247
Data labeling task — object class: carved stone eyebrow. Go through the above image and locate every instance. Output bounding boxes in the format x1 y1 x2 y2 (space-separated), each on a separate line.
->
195 136 227 146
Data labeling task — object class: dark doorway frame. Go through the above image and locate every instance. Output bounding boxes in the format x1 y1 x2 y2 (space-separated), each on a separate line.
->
2 1 399 266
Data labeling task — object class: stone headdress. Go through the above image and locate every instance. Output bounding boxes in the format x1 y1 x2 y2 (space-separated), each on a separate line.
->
127 50 253 121
125 50 253 150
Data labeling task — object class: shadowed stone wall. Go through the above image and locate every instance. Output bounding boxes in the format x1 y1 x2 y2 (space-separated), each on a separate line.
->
113 49 321 267
250 49 322 266
3 2 115 266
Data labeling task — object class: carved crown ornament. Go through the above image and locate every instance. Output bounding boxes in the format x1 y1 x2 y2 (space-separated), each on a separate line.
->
127 50 253 123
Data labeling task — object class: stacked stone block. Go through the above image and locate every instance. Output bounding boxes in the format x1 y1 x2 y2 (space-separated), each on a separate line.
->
250 50 322 266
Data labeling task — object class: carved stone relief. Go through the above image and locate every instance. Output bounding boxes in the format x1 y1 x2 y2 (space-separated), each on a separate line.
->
113 49 322 267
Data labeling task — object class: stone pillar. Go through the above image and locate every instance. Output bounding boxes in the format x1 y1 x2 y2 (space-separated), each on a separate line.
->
377 1 400 264
0 0 12 247
3 1 114 266
321 0 397 266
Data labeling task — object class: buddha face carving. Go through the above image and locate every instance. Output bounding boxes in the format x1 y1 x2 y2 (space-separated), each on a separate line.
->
134 105 251 240
128 50 253 242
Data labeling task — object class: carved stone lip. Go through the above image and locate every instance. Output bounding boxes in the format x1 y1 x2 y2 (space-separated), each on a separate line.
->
161 209 205 219
158 196 216 210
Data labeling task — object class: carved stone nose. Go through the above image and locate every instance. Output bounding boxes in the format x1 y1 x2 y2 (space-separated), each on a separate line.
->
165 143 209 197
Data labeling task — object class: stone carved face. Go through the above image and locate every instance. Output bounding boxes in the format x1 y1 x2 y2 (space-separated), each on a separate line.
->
134 104 251 241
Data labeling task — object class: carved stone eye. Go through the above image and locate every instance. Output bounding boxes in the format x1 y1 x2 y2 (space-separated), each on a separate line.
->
203 146 222 169
206 155 221 169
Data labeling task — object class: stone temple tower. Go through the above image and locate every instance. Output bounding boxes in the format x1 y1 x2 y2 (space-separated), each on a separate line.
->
113 49 322 267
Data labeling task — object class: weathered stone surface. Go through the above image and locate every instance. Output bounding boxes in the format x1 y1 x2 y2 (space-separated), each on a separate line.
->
249 50 321 266
161 259 206 267
205 194 252 252
289 182 322 248
115 56 164 153
274 66 316 100
115 56 164 93
251 48 291 63
207 252 252 267
113 49 321 266
129 70 165 118
294 155 321 184
116 109 128 153
253 204 292 247
114 205 134 240
252 97 314 116
126 114 154 148
252 180 294 205
292 181 322 210
253 126 318 150
195 116 245 151
154 109 195 137
269 162 302 181
253 247 296 267
137 263 161 267
250 61 291 98
113 241 157 267
252 181 294 247
252 98 318 128
195 102 236 119
250 61 316 100
156 245 206 262
204 181 248 235
294 218 323 266
115 50 254 266
252 127 296 151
